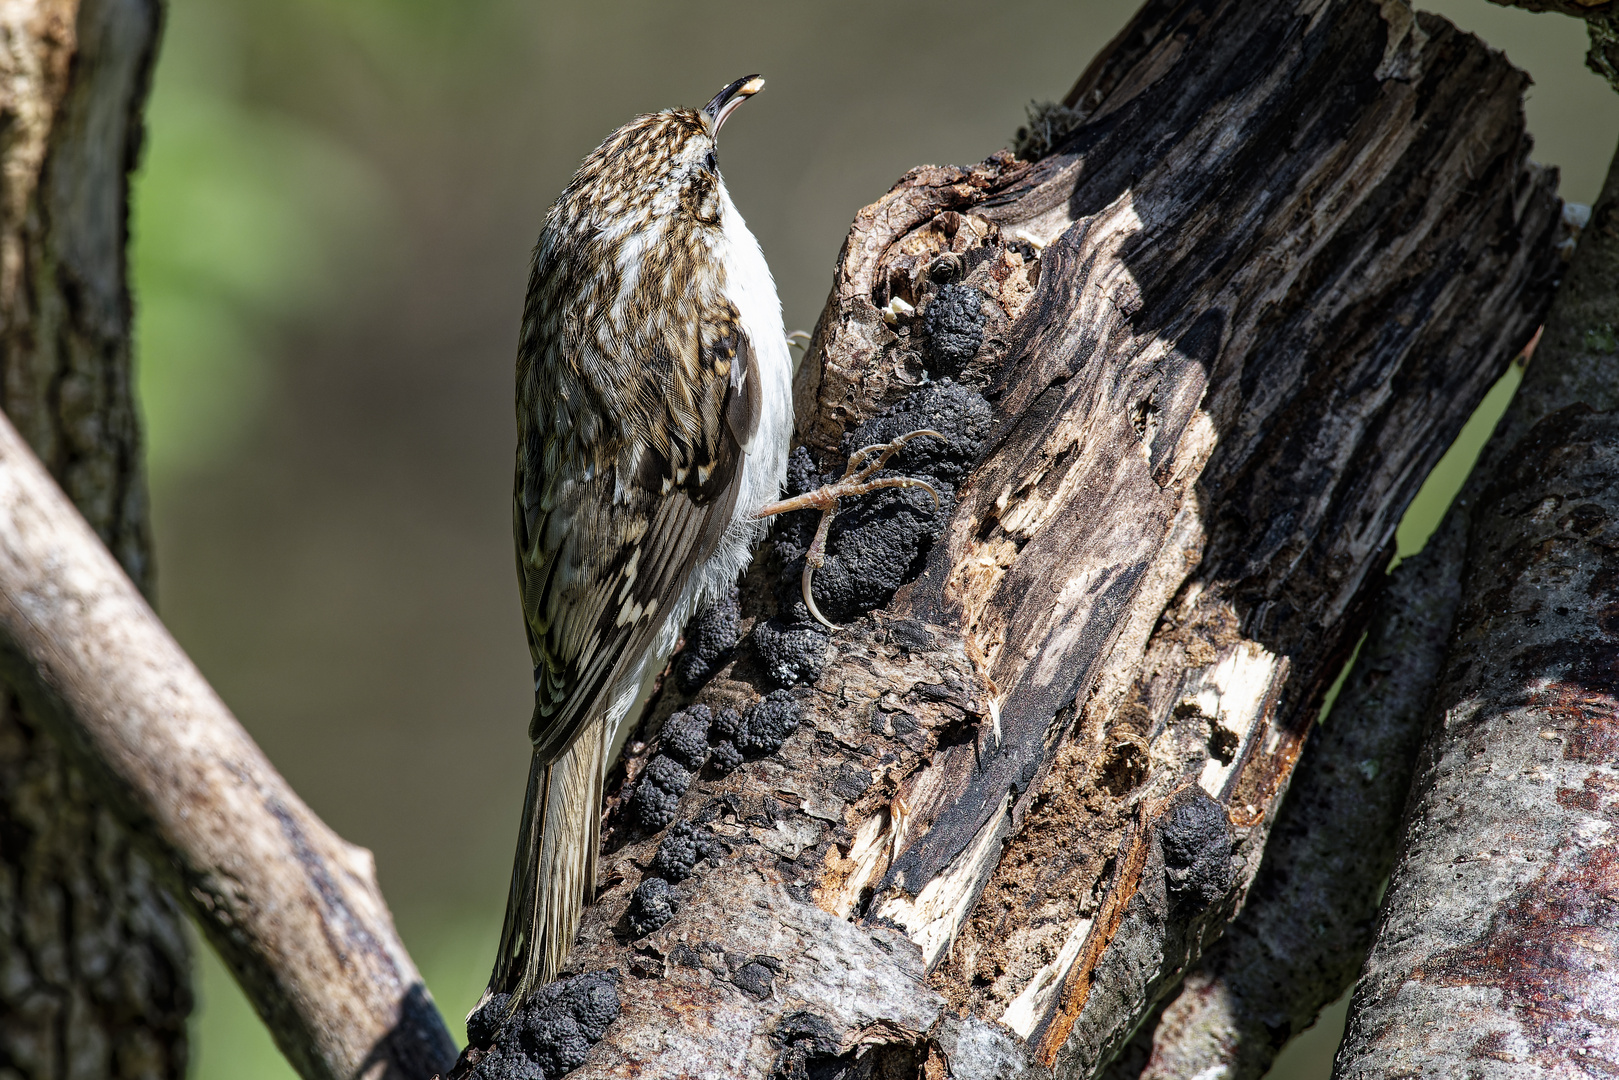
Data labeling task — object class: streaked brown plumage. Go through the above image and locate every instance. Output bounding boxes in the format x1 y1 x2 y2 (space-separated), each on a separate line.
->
487 76 792 1010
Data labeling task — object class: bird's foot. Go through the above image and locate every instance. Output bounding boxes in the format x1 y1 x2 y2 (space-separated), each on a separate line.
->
755 429 945 629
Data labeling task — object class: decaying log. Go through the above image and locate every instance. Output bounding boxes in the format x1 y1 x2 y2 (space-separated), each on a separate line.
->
0 401 458 1080
1334 140 1619 1078
1103 504 1469 1079
523 0 1565 1076
1126 141 1618 1080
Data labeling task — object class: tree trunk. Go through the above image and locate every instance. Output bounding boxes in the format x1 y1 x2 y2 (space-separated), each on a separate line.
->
475 0 1565 1076
0 3 463 1077
0 2 189 1078
0 1 1595 1078
1332 135 1619 1079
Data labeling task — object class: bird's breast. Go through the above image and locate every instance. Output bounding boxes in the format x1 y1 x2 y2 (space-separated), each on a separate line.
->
714 190 793 519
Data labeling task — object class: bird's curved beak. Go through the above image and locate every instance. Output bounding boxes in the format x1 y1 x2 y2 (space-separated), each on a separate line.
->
703 74 765 133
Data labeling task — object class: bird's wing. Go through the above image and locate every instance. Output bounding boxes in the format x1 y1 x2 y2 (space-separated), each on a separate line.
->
515 303 762 763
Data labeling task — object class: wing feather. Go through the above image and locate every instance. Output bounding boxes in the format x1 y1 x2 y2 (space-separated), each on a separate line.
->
517 301 757 763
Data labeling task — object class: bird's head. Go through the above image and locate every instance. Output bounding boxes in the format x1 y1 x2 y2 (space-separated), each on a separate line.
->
557 75 764 236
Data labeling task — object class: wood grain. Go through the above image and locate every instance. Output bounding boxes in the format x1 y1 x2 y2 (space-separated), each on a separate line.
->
1335 135 1619 1080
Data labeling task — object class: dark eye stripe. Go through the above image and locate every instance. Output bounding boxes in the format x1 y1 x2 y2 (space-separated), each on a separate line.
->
704 151 717 172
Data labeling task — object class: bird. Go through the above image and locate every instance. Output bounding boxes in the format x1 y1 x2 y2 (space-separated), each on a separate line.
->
486 75 795 1010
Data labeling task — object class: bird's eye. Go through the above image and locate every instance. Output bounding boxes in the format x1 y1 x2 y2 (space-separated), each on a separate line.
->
703 150 718 172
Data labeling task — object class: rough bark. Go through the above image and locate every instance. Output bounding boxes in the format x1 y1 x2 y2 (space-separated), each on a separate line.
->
1102 505 1469 1079
0 2 189 1078
0 391 460 1080
1332 138 1619 1078
497 1 1564 1076
0 0 1586 1077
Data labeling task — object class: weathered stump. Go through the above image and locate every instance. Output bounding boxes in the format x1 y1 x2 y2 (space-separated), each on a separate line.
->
498 0 1565 1075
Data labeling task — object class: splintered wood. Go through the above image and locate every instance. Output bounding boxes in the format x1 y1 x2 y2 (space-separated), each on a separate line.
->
561 0 1564 1075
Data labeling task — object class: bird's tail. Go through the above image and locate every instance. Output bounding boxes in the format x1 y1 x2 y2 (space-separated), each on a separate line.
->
487 714 608 1007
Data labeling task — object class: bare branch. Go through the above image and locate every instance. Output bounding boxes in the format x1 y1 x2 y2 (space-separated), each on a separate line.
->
0 408 456 1080
1334 139 1619 1078
2 2 1590 1078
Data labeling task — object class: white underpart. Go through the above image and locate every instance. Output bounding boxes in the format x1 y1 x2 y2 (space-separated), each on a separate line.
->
603 173 794 763
612 227 648 303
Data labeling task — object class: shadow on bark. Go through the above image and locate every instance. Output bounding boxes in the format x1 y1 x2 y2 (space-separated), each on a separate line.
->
448 0 1568 1077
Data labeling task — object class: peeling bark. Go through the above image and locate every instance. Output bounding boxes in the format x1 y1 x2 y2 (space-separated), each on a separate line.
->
1333 140 1619 1079
0 2 189 1078
519 0 1567 1075
0 0 1590 1076
1103 505 1469 1079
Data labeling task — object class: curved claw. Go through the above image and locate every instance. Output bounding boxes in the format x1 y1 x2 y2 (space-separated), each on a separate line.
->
756 426 951 634
845 428 946 477
850 474 941 509
801 563 836 629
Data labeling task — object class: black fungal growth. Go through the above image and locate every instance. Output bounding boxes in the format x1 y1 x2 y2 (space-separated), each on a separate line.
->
845 379 991 489
626 755 691 832
468 1044 533 1080
773 382 991 626
673 584 742 692
735 690 799 757
657 706 713 770
771 1011 842 1080
466 972 620 1080
750 616 828 688
650 820 718 882
732 955 784 1000
626 695 802 834
920 283 986 378
708 690 801 772
752 447 832 686
1160 788 1235 912
708 738 743 774
465 994 511 1049
626 877 675 937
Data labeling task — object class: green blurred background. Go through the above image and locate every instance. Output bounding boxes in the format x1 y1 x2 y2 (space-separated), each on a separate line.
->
129 2 1616 1077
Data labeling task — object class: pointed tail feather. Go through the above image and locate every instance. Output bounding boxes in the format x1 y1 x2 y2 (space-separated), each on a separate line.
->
488 715 608 1005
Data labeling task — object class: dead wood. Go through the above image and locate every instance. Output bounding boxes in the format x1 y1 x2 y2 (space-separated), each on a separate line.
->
1103 503 1469 1079
0 0 1588 1077
515 0 1565 1076
1333 136 1619 1078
